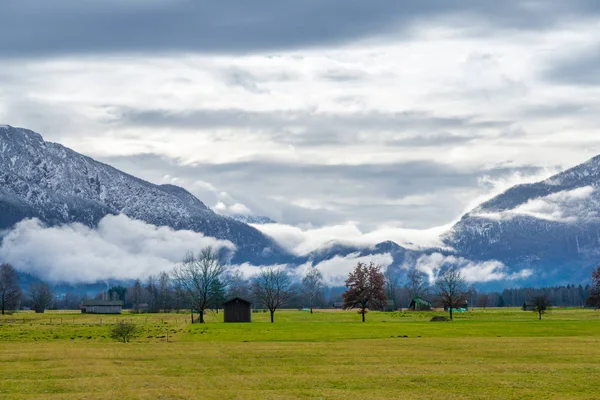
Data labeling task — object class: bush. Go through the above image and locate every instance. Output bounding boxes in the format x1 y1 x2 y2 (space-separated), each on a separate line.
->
110 321 139 343
430 316 450 322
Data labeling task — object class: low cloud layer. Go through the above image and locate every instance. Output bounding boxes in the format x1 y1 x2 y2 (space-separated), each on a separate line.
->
413 253 533 284
253 222 449 255
0 215 234 283
475 186 597 223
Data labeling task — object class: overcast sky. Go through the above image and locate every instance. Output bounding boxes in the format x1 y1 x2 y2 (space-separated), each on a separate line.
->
2 1 600 240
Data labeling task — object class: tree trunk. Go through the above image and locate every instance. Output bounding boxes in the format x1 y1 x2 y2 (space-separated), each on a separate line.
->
190 308 194 324
538 311 542 320
449 306 453 320
361 308 366 322
310 306 313 314
199 309 205 323
270 310 275 323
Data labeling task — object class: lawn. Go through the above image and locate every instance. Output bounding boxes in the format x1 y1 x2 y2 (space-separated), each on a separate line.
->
1 308 600 399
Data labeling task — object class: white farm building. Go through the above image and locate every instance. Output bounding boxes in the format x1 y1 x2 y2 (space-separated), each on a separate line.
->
80 300 124 314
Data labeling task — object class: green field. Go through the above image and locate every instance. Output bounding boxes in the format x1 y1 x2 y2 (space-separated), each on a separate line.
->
1 308 600 399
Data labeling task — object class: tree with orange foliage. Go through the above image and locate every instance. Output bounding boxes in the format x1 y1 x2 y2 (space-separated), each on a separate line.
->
342 262 387 322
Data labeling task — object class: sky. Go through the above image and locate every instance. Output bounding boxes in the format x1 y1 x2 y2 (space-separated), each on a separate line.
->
2 0 600 243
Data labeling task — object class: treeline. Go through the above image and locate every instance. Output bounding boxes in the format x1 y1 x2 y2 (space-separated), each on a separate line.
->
473 285 591 308
3 251 600 316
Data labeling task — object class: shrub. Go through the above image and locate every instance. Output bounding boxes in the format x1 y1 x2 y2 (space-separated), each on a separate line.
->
110 321 139 343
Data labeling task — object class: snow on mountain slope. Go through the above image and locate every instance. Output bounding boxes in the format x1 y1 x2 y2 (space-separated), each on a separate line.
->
444 155 600 283
0 126 289 263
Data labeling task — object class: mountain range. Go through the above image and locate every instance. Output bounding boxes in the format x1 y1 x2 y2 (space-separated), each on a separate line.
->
0 125 289 264
1 125 598 286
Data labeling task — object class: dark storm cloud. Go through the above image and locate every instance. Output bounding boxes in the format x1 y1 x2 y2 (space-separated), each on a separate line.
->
2 1 600 58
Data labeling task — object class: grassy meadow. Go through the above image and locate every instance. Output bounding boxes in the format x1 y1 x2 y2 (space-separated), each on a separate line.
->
1 308 600 399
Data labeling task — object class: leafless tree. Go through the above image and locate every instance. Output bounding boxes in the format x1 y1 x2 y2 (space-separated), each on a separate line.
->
435 266 468 320
30 282 54 313
532 294 551 320
127 279 145 313
226 269 251 300
251 267 294 323
172 247 227 323
586 265 600 310
0 263 21 314
406 268 429 299
157 271 173 312
384 267 402 310
477 293 490 309
342 262 387 322
302 268 327 314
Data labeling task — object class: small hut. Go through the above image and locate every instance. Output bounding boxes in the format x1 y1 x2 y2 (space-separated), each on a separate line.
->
223 297 252 323
408 296 432 311
80 300 123 314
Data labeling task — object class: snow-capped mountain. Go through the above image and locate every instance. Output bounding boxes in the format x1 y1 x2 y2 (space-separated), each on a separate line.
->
229 214 276 225
0 125 288 263
444 155 600 283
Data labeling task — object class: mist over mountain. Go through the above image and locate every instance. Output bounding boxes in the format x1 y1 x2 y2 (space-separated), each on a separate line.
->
0 125 288 264
0 125 598 287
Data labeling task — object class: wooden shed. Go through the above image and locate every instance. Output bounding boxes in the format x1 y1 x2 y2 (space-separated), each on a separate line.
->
80 300 124 314
223 297 252 323
409 296 432 311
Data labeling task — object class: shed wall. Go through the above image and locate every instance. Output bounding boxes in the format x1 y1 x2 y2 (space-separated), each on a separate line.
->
224 300 251 323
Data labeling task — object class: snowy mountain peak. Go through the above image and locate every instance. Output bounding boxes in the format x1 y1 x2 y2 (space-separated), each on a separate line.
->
0 126 289 264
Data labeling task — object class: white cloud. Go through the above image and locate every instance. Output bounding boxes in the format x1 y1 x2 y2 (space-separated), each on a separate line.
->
232 252 394 287
475 186 597 222
412 253 532 284
252 222 449 255
0 215 235 283
297 252 394 286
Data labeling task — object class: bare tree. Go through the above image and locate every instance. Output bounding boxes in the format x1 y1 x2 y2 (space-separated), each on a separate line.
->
0 263 21 315
172 247 227 323
406 268 429 299
158 271 173 312
477 293 490 309
532 294 551 320
30 282 54 313
586 265 600 310
226 269 251 300
127 279 145 313
145 275 160 313
302 268 327 314
342 262 387 322
435 266 468 320
384 268 402 310
251 267 294 323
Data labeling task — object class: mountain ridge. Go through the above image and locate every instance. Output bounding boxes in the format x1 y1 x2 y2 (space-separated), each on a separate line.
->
0 125 289 264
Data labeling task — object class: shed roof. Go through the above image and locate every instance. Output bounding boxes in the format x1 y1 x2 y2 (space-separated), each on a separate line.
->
223 297 251 305
81 300 124 306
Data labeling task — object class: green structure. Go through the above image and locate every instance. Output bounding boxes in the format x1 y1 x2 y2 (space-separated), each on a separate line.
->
408 296 432 311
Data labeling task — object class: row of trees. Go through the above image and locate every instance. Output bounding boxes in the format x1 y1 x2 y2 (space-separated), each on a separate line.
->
5 251 600 321
0 263 55 314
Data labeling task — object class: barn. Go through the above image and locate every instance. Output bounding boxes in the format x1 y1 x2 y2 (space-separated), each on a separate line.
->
409 296 432 311
223 297 252 323
80 300 124 314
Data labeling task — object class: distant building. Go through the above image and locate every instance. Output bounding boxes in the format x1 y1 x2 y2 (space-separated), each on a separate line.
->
223 297 252 323
409 296 433 311
80 300 124 314
332 302 344 309
522 303 535 311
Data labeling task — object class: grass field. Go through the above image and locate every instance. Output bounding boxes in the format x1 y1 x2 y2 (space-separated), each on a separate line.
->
1 308 600 399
